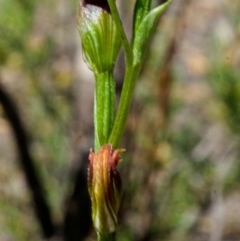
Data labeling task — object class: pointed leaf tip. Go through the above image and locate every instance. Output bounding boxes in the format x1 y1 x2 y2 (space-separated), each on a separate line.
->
132 0 171 65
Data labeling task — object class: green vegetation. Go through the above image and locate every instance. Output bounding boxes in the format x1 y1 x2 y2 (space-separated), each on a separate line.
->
0 0 240 241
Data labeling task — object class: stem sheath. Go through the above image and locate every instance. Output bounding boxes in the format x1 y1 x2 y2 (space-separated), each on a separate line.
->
94 71 115 151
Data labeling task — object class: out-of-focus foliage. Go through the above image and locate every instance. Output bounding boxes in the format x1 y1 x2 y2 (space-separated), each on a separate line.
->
0 0 78 239
0 0 240 241
118 1 240 241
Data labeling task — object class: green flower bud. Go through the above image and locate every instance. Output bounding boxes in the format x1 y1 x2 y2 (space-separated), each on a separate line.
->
77 0 121 74
88 144 124 234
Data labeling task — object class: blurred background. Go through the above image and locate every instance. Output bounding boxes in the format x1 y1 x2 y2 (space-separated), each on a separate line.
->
0 0 240 240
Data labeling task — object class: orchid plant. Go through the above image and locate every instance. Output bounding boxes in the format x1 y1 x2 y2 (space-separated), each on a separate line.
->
77 0 171 240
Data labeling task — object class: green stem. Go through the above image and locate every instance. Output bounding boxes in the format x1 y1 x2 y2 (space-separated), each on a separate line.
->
97 232 116 241
109 64 141 148
107 0 132 65
94 71 116 151
106 0 143 148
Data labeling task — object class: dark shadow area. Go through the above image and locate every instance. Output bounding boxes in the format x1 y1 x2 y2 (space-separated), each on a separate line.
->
64 151 92 241
0 82 56 238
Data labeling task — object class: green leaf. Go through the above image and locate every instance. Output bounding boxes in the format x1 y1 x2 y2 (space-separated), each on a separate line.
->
132 0 152 41
133 0 171 65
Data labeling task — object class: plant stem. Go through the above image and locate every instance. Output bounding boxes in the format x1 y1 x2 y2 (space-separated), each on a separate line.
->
97 232 116 241
107 0 142 148
94 71 115 151
107 0 132 65
109 64 140 148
